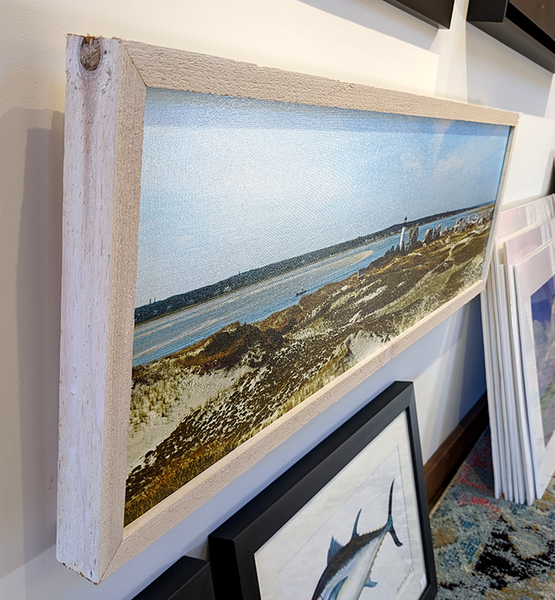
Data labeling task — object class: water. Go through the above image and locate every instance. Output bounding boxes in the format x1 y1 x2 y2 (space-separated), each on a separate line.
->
133 207 487 366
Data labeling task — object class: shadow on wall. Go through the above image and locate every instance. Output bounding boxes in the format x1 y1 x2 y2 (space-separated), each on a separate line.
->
0 107 64 579
300 0 555 117
465 22 554 117
457 296 486 421
298 0 437 50
411 295 486 460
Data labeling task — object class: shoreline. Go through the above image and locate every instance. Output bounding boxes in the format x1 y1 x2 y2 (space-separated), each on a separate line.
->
134 203 493 326
125 216 493 525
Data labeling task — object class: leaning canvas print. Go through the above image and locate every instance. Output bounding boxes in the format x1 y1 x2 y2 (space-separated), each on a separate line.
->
126 89 510 523
57 35 517 582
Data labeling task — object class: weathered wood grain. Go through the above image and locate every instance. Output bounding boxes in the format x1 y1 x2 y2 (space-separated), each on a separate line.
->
57 35 145 582
123 39 518 126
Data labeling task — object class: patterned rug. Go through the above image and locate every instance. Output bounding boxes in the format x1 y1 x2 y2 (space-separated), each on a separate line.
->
430 429 555 599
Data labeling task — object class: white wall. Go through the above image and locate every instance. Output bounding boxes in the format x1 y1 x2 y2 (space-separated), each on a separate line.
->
1 0 554 597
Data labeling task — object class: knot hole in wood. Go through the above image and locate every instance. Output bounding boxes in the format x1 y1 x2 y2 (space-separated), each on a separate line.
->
80 37 101 71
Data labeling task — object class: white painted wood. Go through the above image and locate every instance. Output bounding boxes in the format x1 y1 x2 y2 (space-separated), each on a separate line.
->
57 36 145 582
58 35 517 582
122 39 518 127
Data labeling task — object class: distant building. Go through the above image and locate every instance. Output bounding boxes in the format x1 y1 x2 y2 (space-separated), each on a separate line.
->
407 225 419 251
399 216 408 252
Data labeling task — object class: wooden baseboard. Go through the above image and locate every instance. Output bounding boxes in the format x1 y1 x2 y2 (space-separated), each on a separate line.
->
424 393 489 510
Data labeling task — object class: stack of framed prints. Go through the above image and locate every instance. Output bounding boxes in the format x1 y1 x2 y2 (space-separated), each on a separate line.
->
209 381 437 600
482 194 555 503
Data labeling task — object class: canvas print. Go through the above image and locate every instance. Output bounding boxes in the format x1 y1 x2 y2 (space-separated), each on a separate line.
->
492 216 555 504
125 88 510 524
310 480 403 600
254 412 427 600
530 275 555 445
57 36 518 583
514 241 555 498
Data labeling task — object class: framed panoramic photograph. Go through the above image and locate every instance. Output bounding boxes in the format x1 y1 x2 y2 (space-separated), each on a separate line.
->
132 555 215 600
514 239 555 498
208 381 436 600
58 35 517 582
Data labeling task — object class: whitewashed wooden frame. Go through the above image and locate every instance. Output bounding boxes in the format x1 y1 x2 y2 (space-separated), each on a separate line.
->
58 34 518 583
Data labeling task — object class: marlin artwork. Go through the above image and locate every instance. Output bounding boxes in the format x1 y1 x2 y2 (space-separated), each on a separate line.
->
311 480 403 600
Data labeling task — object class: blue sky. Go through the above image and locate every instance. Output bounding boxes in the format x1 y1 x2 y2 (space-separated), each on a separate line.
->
135 88 510 307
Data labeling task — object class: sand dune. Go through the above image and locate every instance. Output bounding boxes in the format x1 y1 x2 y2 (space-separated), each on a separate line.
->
125 219 491 524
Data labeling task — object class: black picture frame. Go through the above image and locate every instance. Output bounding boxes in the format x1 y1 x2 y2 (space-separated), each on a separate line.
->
382 0 455 28
132 556 215 600
467 0 555 72
208 381 437 600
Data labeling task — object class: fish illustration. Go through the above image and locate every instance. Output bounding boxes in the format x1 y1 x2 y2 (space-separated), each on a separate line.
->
311 480 403 600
